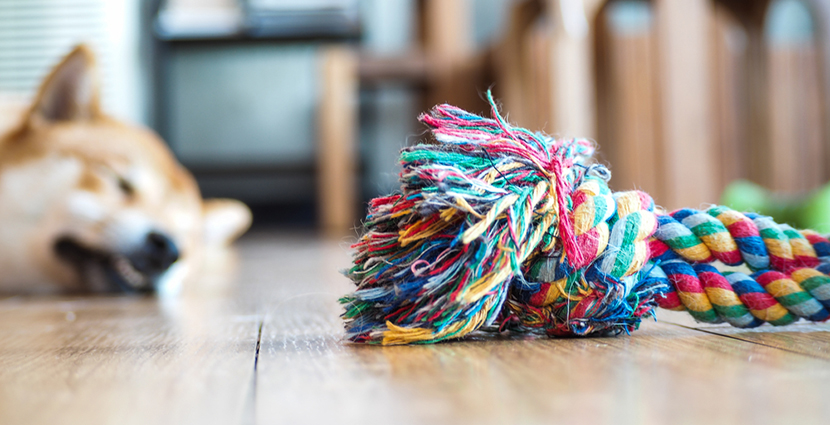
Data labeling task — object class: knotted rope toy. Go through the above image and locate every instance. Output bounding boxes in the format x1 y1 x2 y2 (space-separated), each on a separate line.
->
341 93 830 345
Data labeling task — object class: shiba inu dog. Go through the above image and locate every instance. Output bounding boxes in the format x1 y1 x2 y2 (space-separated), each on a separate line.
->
0 45 251 294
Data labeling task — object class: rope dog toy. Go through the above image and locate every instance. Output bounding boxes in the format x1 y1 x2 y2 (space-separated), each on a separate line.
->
341 93 830 345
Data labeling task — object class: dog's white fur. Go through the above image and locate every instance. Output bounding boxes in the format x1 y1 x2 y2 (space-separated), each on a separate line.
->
0 45 251 293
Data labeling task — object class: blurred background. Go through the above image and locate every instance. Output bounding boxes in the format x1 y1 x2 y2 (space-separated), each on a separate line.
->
0 0 827 233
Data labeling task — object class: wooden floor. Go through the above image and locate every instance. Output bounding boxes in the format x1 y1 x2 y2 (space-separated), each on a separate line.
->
2 230 830 425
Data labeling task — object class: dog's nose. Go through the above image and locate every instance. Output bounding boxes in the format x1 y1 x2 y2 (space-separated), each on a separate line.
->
134 231 180 274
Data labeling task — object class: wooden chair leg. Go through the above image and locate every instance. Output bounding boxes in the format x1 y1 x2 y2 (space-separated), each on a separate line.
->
545 0 603 139
318 46 358 236
653 0 716 209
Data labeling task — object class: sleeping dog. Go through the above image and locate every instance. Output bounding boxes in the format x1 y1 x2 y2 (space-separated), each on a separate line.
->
0 45 251 293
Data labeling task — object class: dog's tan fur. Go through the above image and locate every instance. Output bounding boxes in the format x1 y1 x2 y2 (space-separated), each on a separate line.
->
0 45 251 293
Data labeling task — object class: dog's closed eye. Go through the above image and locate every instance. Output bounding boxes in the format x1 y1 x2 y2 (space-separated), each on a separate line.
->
91 163 135 198
117 176 135 197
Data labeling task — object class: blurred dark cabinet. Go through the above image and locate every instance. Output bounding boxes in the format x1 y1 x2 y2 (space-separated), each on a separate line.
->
157 40 321 206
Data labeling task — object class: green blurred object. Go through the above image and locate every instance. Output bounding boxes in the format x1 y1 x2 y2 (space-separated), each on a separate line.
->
721 180 830 233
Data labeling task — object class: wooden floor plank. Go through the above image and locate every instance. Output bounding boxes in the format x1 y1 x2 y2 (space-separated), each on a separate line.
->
0 279 261 425
5 232 830 425
0 232 356 425
254 236 830 425
658 310 830 360
256 316 830 425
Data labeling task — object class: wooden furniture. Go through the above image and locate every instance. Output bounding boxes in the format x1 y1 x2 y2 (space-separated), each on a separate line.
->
322 0 830 232
319 0 489 234
2 231 830 424
715 0 826 193
154 1 491 235
154 17 361 234
493 0 602 139
491 0 830 210
318 47 358 236
492 0 716 209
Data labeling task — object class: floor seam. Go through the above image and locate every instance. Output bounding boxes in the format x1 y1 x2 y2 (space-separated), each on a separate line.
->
665 321 830 361
243 318 265 425
254 319 263 372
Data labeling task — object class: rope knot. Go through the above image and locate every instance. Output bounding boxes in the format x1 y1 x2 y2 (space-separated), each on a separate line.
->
342 95 830 345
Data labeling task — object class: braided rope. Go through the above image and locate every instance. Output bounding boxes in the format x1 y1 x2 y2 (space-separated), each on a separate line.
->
342 95 830 345
647 207 830 327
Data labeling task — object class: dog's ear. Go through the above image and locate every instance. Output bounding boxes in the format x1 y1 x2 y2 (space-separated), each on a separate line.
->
202 199 253 246
27 44 100 125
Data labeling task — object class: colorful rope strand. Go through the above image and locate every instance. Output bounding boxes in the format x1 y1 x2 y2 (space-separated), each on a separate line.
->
342 95 830 345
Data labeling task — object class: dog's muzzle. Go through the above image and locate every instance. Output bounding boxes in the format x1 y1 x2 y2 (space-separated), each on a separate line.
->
54 232 180 293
